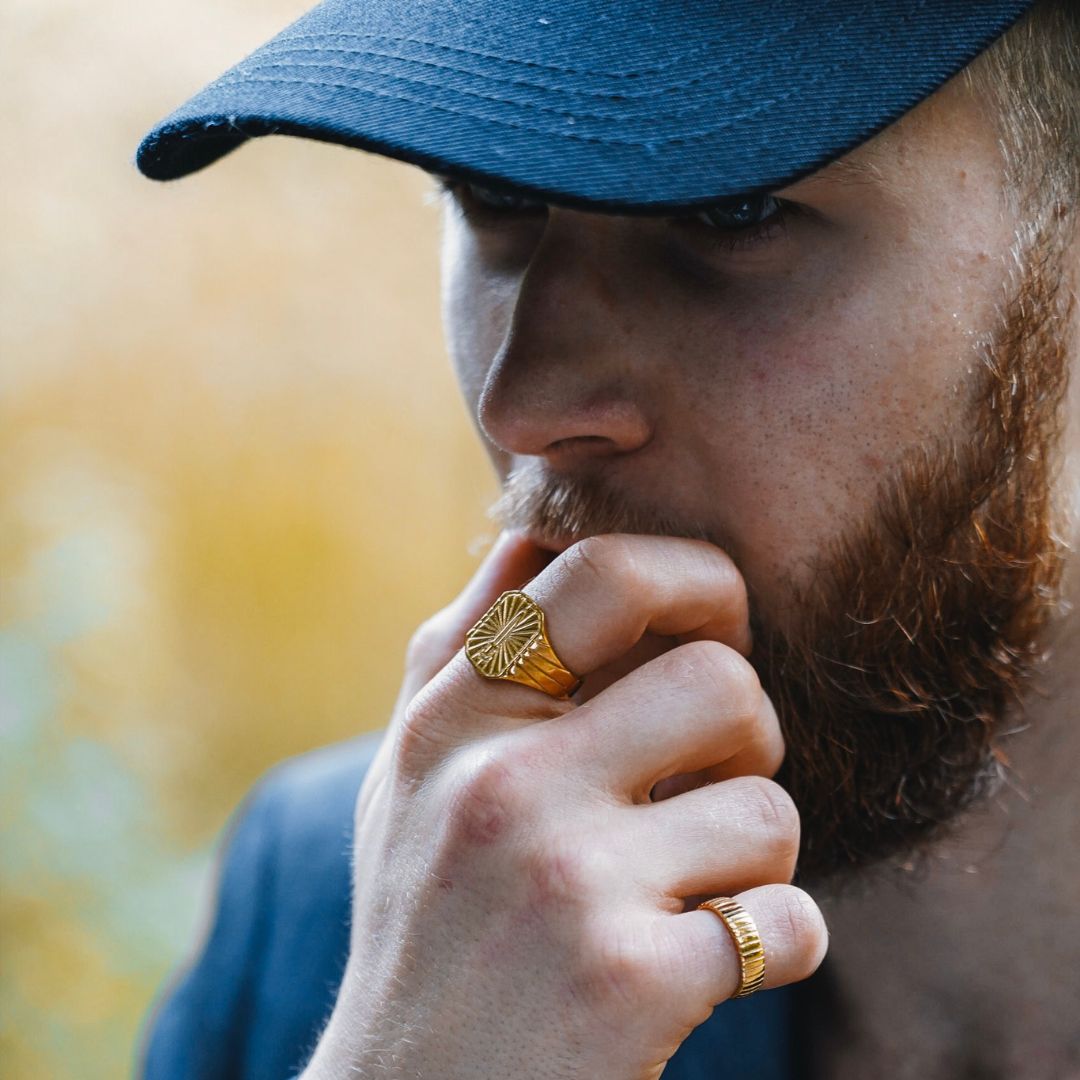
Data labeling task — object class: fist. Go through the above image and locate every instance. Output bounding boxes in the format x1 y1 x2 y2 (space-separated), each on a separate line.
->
302 533 827 1080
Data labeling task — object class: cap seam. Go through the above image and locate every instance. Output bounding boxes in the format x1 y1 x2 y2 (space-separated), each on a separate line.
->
268 11 821 87
247 0 1024 96
227 52 786 123
252 43 775 105
207 67 925 150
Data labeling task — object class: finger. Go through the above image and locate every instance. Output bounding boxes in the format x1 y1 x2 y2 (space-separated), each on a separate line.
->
536 534 752 667
437 534 750 716
658 885 827 1008
547 640 782 801
400 531 551 700
630 776 800 898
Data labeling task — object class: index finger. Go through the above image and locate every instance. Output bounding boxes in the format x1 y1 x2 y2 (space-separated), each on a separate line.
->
531 533 751 671
442 533 750 716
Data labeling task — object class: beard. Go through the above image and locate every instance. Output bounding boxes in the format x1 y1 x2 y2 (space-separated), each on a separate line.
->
489 224 1073 885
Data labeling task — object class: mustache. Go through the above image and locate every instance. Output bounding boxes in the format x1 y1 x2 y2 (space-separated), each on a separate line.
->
488 459 713 548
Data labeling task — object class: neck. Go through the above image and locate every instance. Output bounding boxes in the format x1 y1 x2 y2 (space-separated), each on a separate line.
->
807 554 1080 1080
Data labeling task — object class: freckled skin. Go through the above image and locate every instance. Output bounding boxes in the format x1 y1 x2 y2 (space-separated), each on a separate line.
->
439 75 1018 625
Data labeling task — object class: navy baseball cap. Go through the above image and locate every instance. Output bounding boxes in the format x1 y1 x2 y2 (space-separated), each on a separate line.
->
137 0 1036 212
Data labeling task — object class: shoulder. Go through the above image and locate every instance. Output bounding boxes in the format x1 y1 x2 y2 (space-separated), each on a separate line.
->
253 729 385 856
242 729 385 922
214 729 386 938
139 730 387 1080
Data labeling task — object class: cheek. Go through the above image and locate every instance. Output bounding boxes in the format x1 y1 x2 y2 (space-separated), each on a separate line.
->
671 262 990 607
722 279 957 441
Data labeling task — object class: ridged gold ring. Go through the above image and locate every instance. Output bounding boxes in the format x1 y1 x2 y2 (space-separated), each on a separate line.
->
465 590 581 699
697 896 766 999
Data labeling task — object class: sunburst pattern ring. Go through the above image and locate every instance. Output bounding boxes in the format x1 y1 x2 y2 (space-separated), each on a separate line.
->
465 590 545 679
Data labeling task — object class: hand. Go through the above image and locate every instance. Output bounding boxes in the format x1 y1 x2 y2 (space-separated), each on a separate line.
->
301 532 827 1080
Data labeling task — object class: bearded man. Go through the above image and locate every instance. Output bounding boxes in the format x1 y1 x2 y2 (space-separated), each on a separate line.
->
134 1 1080 1077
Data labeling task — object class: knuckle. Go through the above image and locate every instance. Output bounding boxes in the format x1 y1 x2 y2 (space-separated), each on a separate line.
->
395 686 454 773
577 926 662 1009
723 568 751 633
727 564 749 617
442 745 527 849
524 837 603 910
773 887 829 973
394 656 487 774
720 653 765 719
405 612 452 673
678 641 762 716
758 698 787 777
692 547 750 654
400 679 441 731
738 776 801 853
568 534 644 594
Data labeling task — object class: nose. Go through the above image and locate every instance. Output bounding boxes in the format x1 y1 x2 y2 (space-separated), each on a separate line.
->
477 210 655 467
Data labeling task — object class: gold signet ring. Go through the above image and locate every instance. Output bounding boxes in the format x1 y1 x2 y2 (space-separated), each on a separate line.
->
465 590 581 699
697 896 766 999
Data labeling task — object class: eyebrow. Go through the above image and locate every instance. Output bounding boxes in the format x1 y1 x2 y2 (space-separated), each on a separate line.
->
777 150 894 203
801 153 887 189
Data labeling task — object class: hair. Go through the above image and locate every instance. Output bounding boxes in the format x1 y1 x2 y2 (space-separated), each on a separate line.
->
963 0 1080 227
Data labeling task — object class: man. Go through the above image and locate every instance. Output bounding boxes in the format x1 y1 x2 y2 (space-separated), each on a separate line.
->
135 1 1080 1077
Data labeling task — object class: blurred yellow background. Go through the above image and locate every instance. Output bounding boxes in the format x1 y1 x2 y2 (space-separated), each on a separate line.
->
1 3 497 1076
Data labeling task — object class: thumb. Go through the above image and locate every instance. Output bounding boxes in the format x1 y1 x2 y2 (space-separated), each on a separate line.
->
398 531 551 700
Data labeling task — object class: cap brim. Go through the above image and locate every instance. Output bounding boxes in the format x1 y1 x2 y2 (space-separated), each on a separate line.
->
137 0 1035 212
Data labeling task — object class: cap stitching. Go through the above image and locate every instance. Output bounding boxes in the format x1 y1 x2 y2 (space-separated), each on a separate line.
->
227 54 776 123
251 44 762 105
257 0 1027 93
271 16 813 83
208 65 917 149
255 6 860 100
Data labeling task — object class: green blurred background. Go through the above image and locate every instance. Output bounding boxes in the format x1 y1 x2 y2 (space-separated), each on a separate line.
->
1 2 497 1075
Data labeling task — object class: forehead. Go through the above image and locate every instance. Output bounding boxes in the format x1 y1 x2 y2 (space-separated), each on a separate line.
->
780 73 996 202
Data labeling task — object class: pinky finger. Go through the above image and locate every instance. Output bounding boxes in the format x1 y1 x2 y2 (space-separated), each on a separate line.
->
658 884 828 1010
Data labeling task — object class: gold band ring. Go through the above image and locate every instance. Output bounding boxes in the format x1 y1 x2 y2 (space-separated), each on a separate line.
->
697 896 766 999
465 590 581 699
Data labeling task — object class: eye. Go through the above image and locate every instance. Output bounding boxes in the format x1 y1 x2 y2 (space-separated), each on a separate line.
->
436 176 547 222
680 192 793 253
466 184 546 213
694 194 782 230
